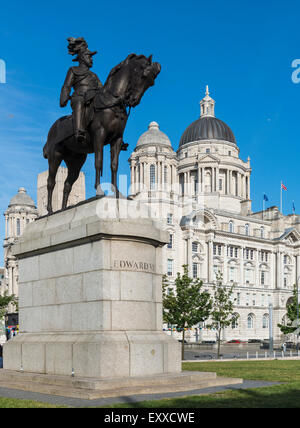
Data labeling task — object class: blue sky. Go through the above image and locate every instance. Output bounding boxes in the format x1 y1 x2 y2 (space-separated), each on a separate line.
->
0 0 300 254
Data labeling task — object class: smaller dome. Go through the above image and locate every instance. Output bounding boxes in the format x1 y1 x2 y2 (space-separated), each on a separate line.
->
136 121 172 147
8 188 36 208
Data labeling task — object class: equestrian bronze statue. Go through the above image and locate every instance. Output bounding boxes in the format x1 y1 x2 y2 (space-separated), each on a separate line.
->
43 37 161 214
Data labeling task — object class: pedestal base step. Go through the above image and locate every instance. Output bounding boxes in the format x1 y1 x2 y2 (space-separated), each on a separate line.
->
0 370 243 400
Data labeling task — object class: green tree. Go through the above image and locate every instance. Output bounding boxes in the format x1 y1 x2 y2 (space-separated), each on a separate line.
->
0 292 17 319
162 265 212 360
208 273 237 359
278 285 299 336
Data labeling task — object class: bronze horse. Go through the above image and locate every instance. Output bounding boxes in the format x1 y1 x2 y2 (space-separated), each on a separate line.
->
43 54 161 214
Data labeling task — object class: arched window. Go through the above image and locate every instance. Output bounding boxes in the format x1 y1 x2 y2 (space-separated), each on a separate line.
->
262 314 269 329
247 314 254 329
245 224 249 236
16 218 21 236
150 165 156 190
229 221 234 233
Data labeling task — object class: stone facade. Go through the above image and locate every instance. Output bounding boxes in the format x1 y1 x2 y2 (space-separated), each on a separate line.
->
2 188 38 308
129 87 300 342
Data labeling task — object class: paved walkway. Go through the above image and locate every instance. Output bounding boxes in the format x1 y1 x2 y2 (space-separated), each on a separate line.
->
0 380 280 408
184 356 300 363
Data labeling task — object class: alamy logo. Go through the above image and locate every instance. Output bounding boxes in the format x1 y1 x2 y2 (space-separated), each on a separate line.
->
0 59 6 83
291 59 300 83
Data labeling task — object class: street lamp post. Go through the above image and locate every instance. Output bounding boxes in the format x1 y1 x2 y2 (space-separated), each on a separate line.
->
269 303 274 355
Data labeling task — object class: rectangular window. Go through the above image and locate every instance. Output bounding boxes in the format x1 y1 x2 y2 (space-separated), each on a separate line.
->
167 234 173 249
261 271 265 285
167 259 173 276
192 242 199 253
193 262 198 279
246 293 250 306
245 269 251 283
219 179 222 191
218 245 222 256
229 267 235 282
237 293 241 305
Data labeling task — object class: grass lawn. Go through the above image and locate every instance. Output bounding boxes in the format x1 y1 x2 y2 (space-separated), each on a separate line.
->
106 360 300 408
0 360 299 408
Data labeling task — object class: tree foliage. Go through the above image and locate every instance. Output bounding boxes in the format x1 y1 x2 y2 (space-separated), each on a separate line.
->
162 265 212 359
278 285 299 336
0 292 17 319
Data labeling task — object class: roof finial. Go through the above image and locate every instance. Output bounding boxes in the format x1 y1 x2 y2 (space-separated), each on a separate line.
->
200 85 215 118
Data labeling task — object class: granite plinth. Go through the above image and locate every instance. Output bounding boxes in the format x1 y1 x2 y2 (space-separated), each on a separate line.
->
4 198 181 378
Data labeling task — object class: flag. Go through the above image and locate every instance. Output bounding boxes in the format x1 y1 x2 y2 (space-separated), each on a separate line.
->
281 182 287 191
263 194 269 202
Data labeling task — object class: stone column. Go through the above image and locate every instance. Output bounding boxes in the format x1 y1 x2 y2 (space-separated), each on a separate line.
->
223 246 228 284
207 240 213 283
216 168 220 193
157 162 161 191
240 247 244 286
8 266 13 296
276 251 281 289
237 173 241 198
5 215 7 238
255 250 259 287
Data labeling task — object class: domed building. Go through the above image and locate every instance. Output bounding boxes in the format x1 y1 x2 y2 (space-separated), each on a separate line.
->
1 168 86 315
2 188 38 305
129 87 300 342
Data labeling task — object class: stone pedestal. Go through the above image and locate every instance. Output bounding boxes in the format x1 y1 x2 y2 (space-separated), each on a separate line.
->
4 198 181 378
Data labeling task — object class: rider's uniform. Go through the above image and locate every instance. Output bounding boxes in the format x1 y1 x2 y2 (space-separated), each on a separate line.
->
60 65 103 141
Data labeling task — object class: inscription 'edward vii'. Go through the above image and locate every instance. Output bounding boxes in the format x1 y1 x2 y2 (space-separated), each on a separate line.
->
113 259 155 272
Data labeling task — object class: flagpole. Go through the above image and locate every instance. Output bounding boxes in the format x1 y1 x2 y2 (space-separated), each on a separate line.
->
280 181 282 213
263 194 265 219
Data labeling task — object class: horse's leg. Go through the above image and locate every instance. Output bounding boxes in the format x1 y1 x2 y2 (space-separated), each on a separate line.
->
62 153 87 210
110 138 122 198
93 128 106 194
47 152 62 214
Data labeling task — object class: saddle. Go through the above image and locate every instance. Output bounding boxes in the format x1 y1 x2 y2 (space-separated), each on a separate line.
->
45 87 128 151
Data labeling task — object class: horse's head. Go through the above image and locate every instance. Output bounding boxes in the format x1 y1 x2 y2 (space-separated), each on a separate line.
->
125 54 161 108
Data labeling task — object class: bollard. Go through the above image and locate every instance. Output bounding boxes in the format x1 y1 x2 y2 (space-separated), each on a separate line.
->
256 351 258 359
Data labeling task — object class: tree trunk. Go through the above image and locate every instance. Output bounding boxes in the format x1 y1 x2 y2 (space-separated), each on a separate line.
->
217 329 221 359
182 328 185 360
